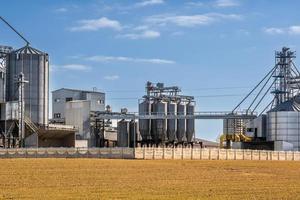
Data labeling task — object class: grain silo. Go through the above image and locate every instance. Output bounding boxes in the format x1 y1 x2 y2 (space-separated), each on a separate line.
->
6 45 49 125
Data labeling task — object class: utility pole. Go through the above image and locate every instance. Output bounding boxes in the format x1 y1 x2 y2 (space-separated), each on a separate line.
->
17 72 28 147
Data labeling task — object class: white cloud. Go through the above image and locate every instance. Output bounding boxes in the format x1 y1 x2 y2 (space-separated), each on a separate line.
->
145 13 242 27
104 75 120 80
118 30 160 39
135 0 164 7
289 26 300 35
70 17 122 32
263 27 284 35
86 56 175 64
215 0 239 7
185 2 204 7
52 64 90 71
55 7 68 12
263 26 300 35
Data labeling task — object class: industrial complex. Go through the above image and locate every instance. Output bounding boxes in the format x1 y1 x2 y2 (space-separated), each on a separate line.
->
1 16 300 151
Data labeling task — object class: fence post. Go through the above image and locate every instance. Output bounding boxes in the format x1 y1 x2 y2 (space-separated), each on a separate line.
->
200 148 202 160
293 151 295 161
209 148 211 160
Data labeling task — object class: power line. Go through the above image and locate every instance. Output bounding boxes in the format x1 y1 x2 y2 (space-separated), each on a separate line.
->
105 86 253 93
106 93 259 101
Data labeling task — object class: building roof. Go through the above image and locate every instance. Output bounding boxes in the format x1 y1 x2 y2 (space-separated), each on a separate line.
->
268 95 300 112
13 45 47 55
52 88 105 95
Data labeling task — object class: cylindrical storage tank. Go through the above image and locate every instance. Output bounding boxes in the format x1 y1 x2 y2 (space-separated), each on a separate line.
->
267 111 300 151
177 102 186 142
151 100 167 143
167 101 177 142
0 46 12 103
138 100 151 141
117 120 129 147
186 102 195 143
129 120 138 147
6 45 49 125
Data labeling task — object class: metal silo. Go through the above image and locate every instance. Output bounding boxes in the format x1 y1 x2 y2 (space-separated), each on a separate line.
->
186 102 195 143
167 101 177 143
6 45 49 125
138 99 151 142
267 111 300 151
177 102 186 143
0 45 12 103
117 120 129 147
151 100 167 144
129 120 137 147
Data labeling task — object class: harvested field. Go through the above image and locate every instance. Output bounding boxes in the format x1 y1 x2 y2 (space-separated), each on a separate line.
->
0 159 299 200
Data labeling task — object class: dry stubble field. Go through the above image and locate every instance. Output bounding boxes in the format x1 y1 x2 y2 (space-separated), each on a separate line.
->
0 159 299 200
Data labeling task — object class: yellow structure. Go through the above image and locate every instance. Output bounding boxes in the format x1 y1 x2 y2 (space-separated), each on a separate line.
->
219 133 252 148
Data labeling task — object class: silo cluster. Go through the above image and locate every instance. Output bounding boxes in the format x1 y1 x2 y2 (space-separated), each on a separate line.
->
138 82 195 146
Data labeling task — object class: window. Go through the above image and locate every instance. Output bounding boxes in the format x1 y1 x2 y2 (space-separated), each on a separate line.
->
54 113 61 118
54 98 60 103
66 97 73 102
97 99 104 104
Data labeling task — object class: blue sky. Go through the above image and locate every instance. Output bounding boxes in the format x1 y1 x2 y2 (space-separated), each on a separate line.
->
1 0 300 141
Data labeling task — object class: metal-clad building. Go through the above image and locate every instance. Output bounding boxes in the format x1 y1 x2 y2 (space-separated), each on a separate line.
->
52 88 105 122
65 100 91 142
6 45 49 125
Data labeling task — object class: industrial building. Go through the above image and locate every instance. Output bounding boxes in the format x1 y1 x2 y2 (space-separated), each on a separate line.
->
1 16 300 151
52 88 105 123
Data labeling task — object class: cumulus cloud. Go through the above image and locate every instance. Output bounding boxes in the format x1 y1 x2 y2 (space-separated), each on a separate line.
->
215 0 239 7
135 0 164 7
118 30 160 39
263 26 300 35
104 75 120 80
86 56 175 64
70 17 122 31
145 13 242 27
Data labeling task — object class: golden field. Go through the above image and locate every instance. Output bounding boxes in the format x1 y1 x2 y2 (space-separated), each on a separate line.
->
0 159 299 200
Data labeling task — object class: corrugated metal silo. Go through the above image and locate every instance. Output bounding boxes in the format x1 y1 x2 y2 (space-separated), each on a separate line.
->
177 102 186 142
6 45 49 125
117 120 129 147
267 111 300 151
186 102 195 143
138 100 151 141
129 120 138 147
167 101 177 142
151 100 167 143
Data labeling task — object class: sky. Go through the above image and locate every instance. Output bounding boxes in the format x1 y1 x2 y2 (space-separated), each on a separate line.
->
1 0 300 141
